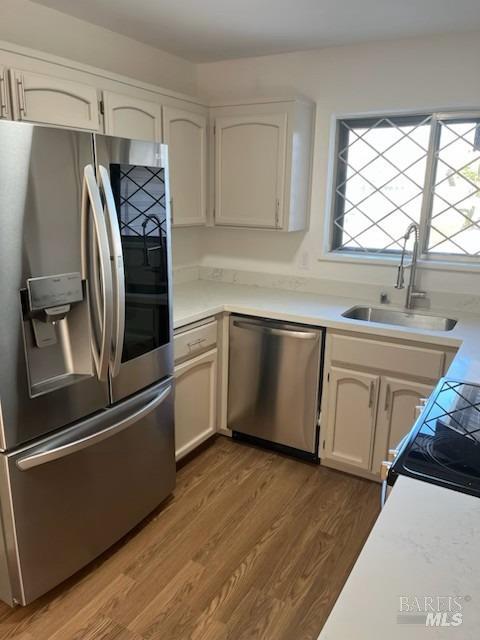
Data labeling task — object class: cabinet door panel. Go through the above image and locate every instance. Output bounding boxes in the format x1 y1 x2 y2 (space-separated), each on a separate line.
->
324 367 379 470
10 69 99 130
215 113 286 228
174 348 217 461
163 107 206 226
372 377 433 475
0 66 9 119
103 91 161 142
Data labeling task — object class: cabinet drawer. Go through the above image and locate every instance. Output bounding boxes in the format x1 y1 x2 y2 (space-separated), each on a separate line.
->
174 319 217 363
329 333 445 380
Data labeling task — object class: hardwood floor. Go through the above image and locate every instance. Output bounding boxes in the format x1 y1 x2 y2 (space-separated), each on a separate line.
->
0 437 380 640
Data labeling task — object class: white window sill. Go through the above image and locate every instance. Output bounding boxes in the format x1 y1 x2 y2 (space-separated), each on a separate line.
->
318 251 480 274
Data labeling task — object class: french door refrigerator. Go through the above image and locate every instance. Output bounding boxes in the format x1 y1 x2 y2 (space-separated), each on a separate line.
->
0 121 175 606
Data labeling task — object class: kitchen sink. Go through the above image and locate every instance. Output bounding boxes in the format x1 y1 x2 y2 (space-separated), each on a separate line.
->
342 306 457 332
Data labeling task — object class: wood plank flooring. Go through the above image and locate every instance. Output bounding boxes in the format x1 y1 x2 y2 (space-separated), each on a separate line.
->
0 436 380 640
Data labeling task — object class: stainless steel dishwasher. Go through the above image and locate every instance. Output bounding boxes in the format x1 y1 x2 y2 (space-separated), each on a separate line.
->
228 315 325 460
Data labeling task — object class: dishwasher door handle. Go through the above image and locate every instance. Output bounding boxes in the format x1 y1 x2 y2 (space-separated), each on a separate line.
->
232 320 318 340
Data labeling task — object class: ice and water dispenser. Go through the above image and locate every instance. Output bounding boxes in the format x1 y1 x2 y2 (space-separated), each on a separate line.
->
20 273 94 398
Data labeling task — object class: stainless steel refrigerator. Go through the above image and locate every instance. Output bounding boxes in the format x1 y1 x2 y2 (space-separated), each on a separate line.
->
0 120 175 606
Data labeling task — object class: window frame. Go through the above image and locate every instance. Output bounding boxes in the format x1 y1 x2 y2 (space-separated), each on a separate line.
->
327 109 480 266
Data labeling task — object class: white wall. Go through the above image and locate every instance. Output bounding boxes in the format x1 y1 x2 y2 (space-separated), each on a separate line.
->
197 32 480 295
0 0 197 94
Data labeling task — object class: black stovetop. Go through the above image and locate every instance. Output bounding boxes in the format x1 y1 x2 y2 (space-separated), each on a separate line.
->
390 379 480 497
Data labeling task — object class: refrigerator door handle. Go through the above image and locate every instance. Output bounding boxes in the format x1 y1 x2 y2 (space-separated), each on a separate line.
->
98 165 125 378
16 383 172 470
81 164 114 382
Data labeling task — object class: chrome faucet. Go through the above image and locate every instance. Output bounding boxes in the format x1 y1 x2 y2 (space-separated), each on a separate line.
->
395 223 426 310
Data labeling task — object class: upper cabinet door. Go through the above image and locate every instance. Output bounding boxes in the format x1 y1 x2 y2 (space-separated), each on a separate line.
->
9 69 100 130
103 91 161 142
214 113 287 228
0 66 10 120
163 106 207 227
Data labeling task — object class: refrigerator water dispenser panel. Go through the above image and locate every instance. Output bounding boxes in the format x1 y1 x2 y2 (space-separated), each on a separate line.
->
21 274 95 398
27 273 84 315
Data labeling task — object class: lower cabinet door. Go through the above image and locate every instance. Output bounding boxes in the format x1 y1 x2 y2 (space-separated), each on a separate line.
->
372 376 433 476
174 348 217 461
324 366 379 471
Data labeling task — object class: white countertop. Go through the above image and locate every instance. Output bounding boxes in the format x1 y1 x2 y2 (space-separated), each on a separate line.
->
173 278 480 380
320 476 480 639
173 278 480 639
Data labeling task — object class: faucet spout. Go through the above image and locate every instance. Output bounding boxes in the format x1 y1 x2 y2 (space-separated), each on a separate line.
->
394 223 426 309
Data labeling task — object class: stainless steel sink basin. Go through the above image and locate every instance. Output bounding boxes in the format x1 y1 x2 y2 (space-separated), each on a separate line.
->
342 306 457 332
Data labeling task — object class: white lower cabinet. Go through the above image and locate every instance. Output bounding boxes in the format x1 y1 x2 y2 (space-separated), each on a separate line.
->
321 331 453 479
324 367 379 471
323 370 432 478
371 377 433 475
174 348 217 461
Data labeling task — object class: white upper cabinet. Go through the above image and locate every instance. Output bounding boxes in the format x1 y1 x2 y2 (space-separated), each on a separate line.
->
214 113 287 228
0 66 9 119
174 348 217 461
9 69 100 130
212 99 315 231
103 91 161 142
163 106 207 226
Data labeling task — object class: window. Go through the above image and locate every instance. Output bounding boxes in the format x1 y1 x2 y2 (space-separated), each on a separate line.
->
331 112 480 260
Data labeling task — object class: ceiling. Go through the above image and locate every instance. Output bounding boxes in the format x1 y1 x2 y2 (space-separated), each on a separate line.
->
31 0 480 63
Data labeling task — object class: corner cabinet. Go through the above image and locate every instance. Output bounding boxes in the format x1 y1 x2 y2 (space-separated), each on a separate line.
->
321 331 456 480
163 107 207 226
9 69 100 130
212 99 315 231
103 91 162 142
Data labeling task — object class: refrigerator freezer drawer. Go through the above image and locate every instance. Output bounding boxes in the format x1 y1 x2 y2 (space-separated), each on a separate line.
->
0 377 175 606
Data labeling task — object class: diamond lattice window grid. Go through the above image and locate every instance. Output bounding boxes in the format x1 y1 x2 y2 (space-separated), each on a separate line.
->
332 115 432 253
427 119 480 256
331 112 480 261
